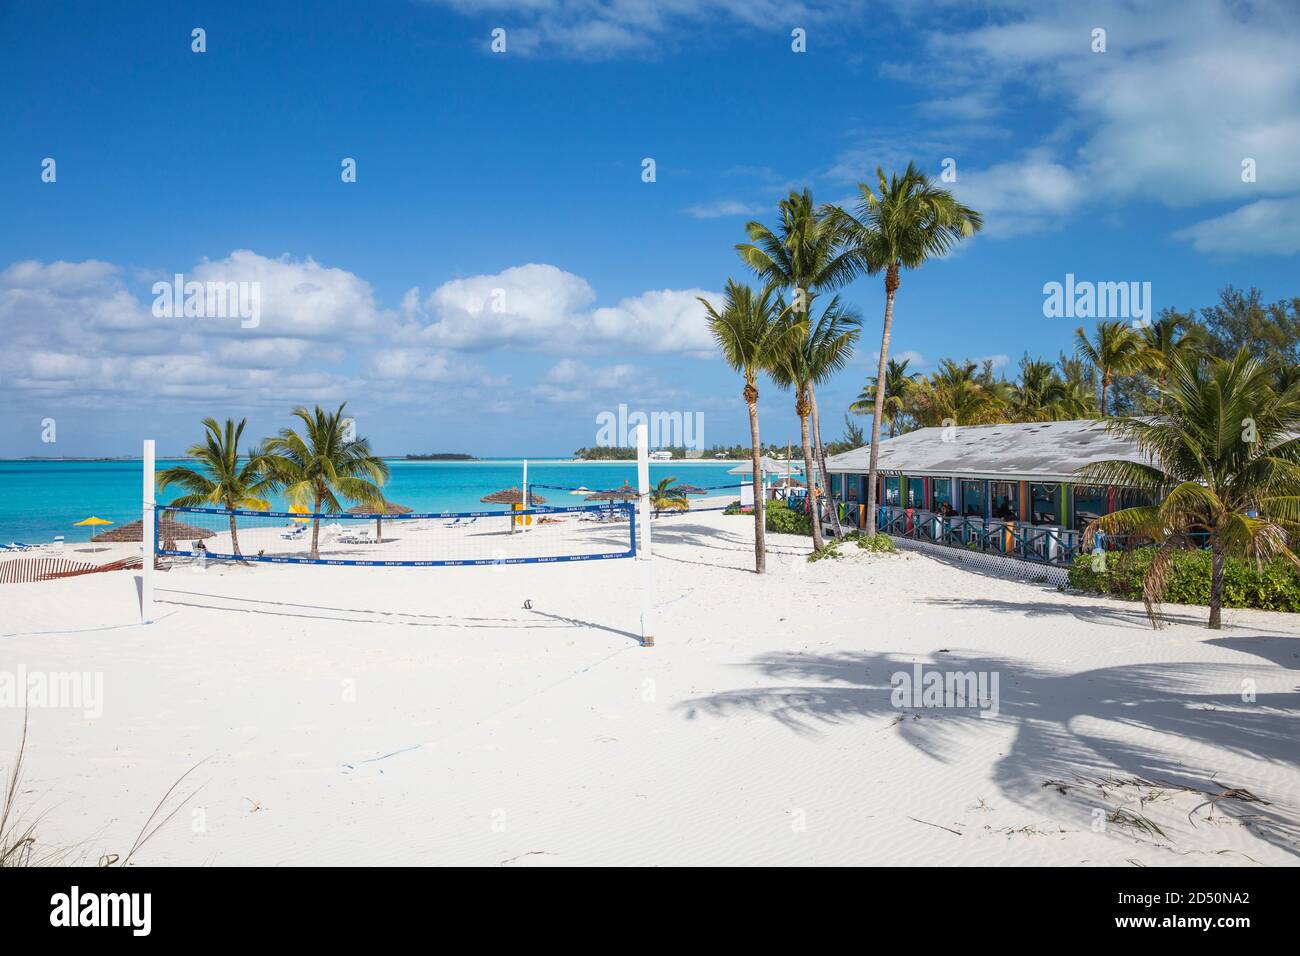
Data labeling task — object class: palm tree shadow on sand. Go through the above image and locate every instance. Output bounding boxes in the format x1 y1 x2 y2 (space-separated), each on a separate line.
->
678 646 1300 859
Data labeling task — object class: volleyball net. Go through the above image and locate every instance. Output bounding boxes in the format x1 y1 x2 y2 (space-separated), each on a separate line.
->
155 503 637 567
526 481 751 516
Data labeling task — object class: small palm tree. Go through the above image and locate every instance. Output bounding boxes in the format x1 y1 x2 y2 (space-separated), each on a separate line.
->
1138 311 1205 408
260 404 390 560
700 280 791 573
828 163 982 527
157 418 274 559
852 357 915 437
650 477 689 517
1074 320 1145 416
905 359 1006 427
1076 350 1300 629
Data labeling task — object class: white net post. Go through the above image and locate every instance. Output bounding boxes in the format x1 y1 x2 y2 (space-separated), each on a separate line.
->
522 458 529 533
636 424 654 647
141 438 155 624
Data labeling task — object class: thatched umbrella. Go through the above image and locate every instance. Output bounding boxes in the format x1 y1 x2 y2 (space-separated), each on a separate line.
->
93 516 216 551
772 476 805 489
480 487 547 507
585 482 638 502
346 500 412 542
482 487 547 533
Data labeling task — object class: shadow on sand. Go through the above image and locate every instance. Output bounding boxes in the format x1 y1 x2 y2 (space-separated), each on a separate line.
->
679 644 1300 859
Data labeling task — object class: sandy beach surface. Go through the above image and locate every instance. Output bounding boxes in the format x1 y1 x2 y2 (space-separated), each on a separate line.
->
3 507 1298 866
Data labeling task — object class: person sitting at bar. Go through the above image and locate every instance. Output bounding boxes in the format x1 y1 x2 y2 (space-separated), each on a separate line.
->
995 498 1017 521
938 501 957 518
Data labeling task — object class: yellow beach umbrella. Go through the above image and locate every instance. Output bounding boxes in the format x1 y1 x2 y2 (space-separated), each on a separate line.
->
288 504 310 524
74 515 113 542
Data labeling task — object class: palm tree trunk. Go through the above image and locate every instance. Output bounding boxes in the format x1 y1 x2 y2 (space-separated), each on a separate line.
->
228 511 242 559
800 404 823 550
747 397 766 574
808 385 843 538
1100 371 1110 417
1209 544 1225 629
310 495 322 561
865 276 898 536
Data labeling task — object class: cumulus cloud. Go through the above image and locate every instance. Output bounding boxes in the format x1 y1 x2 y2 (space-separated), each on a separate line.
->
401 264 720 355
682 199 765 219
1173 197 1300 256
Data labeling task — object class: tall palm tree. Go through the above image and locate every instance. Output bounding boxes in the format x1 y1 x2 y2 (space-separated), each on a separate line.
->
828 163 982 529
769 296 858 549
1076 349 1300 629
806 296 861 535
852 357 915 437
700 280 790 573
260 404 390 560
737 189 856 537
157 417 274 559
1074 320 1145 416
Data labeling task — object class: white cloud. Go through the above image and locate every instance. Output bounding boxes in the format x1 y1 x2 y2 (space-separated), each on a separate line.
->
682 199 765 219
918 0 1300 236
1172 197 1300 256
401 264 720 355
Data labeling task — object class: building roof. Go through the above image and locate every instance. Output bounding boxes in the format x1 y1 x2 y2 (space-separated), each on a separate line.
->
727 456 804 476
825 420 1150 483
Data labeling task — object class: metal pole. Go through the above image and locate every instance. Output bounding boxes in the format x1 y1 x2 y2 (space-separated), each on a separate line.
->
636 424 654 647
522 458 529 532
142 439 155 624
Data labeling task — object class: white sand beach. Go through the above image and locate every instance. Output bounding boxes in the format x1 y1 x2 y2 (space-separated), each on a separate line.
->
3 508 1298 866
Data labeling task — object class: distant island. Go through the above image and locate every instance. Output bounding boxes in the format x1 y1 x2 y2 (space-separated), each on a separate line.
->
403 452 478 461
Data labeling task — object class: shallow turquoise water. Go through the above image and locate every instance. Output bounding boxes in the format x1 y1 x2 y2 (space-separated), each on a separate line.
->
0 459 745 542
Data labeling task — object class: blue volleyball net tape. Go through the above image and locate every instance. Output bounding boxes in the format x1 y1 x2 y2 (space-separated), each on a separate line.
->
156 503 637 567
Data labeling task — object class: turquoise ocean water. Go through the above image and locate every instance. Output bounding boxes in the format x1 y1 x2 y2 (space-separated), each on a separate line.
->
0 459 748 543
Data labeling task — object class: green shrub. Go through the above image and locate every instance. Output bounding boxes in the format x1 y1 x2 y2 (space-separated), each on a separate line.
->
765 505 812 536
1067 546 1300 612
856 533 897 554
722 500 744 515
807 541 844 562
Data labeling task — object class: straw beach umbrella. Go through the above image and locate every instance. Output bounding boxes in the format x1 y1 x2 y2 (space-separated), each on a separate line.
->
480 487 547 506
346 500 412 542
584 482 638 501
92 517 216 552
482 487 547 532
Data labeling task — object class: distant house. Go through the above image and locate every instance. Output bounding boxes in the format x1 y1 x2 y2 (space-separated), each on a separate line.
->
824 420 1152 564
649 450 673 461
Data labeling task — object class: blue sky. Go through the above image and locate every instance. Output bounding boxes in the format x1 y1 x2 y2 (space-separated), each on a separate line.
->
1 0 1298 456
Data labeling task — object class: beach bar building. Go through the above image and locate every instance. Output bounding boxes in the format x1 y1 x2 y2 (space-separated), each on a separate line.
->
824 420 1150 564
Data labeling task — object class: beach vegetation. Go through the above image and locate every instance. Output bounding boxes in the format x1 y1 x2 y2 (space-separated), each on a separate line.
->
1074 349 1300 628
700 280 792 572
156 417 275 559
260 403 390 561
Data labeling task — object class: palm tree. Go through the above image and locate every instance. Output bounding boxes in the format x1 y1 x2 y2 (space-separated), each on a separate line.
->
769 295 858 549
805 296 861 534
650 477 689 517
1138 311 1205 408
905 359 1005 427
1074 320 1145 416
260 404 390 560
1076 350 1300 629
700 280 790 573
828 163 982 529
852 357 915 437
1010 356 1068 421
737 189 856 538
157 417 274 559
